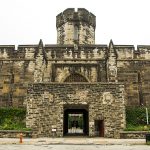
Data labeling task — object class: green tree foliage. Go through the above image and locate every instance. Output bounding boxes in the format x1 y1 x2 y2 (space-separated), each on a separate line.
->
126 106 150 131
0 107 26 130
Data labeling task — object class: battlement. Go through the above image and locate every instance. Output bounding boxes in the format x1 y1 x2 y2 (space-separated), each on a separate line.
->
56 8 96 28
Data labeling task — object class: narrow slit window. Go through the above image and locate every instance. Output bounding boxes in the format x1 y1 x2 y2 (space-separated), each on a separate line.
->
74 26 79 40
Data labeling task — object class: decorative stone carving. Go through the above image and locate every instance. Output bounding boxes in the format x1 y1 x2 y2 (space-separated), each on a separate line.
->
102 92 114 105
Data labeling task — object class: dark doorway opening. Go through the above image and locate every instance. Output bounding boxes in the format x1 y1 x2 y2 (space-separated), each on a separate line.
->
95 120 104 137
64 106 89 136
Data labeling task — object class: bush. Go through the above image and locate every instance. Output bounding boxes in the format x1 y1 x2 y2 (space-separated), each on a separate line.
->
126 106 150 131
126 106 150 125
0 107 27 130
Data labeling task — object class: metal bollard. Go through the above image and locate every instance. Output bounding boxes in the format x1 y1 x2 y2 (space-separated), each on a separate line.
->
19 133 23 143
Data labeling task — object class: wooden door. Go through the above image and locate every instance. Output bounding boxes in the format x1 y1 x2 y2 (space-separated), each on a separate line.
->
95 120 104 137
99 120 104 137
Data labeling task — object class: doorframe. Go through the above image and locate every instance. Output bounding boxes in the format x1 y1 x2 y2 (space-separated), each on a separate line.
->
63 105 89 136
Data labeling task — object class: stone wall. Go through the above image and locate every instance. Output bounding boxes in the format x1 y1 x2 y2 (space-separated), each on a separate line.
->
0 42 150 107
0 44 108 107
26 83 126 138
0 45 36 107
120 131 150 139
0 130 32 138
117 60 150 106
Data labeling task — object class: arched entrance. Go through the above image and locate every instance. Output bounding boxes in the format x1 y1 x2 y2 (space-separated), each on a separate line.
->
63 105 89 136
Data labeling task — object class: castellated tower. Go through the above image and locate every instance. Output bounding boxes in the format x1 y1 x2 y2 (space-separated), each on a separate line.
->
56 8 96 45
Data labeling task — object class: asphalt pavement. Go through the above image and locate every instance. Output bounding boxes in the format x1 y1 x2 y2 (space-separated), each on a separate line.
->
0 145 150 150
0 137 146 145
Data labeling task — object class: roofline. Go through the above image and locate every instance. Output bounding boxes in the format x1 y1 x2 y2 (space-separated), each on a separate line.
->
0 45 15 48
114 45 134 48
45 44 107 48
137 45 150 48
18 45 38 47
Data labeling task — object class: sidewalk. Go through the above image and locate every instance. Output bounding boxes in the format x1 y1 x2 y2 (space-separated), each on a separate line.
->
0 137 146 145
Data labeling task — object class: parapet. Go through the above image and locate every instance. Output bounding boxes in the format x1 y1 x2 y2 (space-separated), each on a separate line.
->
56 8 96 28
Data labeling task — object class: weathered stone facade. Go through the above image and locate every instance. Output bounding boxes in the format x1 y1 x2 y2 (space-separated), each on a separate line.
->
0 8 150 138
26 83 125 138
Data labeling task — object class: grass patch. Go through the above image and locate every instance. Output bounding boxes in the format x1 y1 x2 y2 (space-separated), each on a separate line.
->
146 142 150 145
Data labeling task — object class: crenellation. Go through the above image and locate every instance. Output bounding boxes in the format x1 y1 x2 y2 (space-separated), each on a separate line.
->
0 46 15 59
137 46 150 59
56 8 96 28
116 47 134 59
45 46 107 60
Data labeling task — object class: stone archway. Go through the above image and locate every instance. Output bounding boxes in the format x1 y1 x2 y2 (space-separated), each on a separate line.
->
64 73 88 82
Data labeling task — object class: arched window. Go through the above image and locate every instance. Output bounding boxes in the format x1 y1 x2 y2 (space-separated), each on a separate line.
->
64 73 88 82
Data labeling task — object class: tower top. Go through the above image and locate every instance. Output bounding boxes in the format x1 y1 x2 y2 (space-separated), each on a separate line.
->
56 8 96 29
56 8 96 45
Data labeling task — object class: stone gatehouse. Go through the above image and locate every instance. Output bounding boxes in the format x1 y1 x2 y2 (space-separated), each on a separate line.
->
0 8 150 138
26 83 125 138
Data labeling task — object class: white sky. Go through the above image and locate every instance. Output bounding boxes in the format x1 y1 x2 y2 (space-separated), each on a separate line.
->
0 0 150 47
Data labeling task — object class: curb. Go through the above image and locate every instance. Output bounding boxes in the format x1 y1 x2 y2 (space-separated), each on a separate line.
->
0 142 146 145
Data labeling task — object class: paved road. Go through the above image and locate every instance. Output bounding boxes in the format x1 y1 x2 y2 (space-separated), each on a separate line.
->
0 138 145 145
0 145 149 150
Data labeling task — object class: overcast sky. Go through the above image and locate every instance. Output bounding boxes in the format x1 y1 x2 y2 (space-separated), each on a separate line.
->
0 0 150 47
